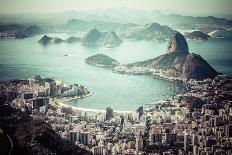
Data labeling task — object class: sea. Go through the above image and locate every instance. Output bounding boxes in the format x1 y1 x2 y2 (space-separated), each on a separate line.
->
0 33 231 110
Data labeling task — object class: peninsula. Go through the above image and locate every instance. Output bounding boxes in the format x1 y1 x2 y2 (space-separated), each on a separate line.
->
114 32 219 80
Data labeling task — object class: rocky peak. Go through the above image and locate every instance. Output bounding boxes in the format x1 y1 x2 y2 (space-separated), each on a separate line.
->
38 35 53 44
82 29 102 43
167 32 189 53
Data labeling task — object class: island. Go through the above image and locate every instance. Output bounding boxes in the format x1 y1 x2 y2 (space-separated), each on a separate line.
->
85 54 119 68
87 32 218 81
185 31 210 40
38 35 65 44
114 32 218 80
81 29 123 48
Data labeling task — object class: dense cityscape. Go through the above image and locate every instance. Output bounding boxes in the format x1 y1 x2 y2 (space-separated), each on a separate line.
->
0 0 232 155
0 74 231 155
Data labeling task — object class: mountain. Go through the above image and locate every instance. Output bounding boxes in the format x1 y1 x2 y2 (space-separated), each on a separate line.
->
38 35 65 44
154 14 232 26
0 104 91 155
124 23 176 41
167 32 189 53
85 54 119 68
115 32 218 80
185 31 210 40
65 19 138 34
0 24 43 38
82 29 123 47
15 25 44 38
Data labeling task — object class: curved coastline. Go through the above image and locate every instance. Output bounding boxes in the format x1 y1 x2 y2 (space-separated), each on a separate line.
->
58 91 135 113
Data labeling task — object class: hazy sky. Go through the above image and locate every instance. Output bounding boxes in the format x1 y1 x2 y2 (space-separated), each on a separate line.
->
0 0 231 15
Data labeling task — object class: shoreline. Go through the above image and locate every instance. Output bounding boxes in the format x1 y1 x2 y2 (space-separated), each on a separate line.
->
60 102 135 114
57 91 135 114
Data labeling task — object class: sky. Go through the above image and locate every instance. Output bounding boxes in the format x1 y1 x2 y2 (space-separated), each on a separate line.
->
0 0 231 15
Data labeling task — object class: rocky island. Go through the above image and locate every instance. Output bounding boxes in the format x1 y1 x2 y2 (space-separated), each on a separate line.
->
113 32 218 80
81 29 123 47
186 31 210 40
86 32 218 80
38 35 65 44
85 54 119 68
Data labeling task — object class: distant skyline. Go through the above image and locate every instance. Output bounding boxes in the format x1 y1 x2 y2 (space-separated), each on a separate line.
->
0 0 231 16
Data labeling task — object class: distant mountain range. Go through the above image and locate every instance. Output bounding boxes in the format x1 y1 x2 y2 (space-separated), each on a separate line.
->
1 7 232 40
0 24 43 38
0 8 231 28
65 19 138 34
123 23 176 41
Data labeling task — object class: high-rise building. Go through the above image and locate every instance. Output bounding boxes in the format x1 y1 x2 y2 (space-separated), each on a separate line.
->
165 133 176 146
193 145 198 155
79 131 90 145
50 82 56 96
92 146 107 155
135 136 143 152
184 130 190 152
192 133 198 146
68 131 79 143
149 133 162 143
106 107 113 120
32 97 46 109
137 106 143 119
44 82 50 96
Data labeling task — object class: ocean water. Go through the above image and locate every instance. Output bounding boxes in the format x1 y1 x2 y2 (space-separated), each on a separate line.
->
0 34 231 110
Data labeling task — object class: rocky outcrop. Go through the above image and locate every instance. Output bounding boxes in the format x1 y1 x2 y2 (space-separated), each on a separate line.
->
116 32 218 80
82 29 102 44
186 31 209 40
0 104 91 155
85 54 119 68
167 32 189 53
82 29 122 47
38 35 65 44
99 31 123 47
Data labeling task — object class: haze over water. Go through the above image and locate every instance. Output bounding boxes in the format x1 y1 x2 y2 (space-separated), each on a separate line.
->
0 34 231 110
